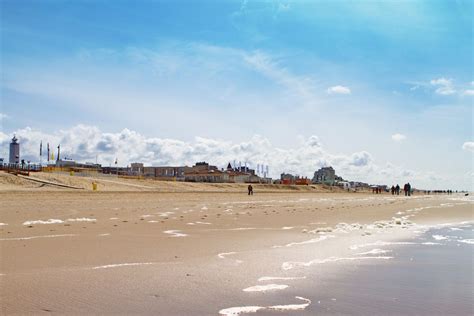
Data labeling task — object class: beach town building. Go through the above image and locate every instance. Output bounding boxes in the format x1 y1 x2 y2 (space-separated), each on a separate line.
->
101 166 129 175
143 166 186 181
52 159 101 169
279 173 311 185
130 163 144 175
184 162 229 183
312 166 336 185
280 173 295 184
124 163 186 180
184 162 264 183
97 160 268 183
9 135 20 164
224 162 261 183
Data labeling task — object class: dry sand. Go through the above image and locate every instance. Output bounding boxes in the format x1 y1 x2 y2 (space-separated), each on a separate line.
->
0 171 342 193
0 171 472 315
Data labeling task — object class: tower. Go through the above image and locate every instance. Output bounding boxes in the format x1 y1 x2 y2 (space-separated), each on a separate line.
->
9 135 20 164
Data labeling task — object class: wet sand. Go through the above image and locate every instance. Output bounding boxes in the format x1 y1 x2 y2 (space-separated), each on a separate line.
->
0 189 472 315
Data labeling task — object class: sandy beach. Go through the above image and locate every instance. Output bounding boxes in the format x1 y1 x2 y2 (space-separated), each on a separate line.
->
0 173 472 315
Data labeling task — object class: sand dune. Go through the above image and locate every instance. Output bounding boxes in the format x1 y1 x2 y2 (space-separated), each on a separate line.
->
0 170 348 193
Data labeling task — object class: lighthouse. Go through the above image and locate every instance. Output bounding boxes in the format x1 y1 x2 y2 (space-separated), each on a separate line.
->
9 135 20 164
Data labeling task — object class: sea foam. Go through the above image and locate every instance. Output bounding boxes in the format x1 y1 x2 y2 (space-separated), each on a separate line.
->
243 284 288 292
23 219 64 225
92 262 155 269
219 296 311 315
163 230 188 237
273 234 334 248
0 234 77 241
282 256 393 270
258 276 306 282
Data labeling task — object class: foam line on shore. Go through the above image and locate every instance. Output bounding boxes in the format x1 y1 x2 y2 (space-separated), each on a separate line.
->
258 276 306 282
269 296 311 311
458 239 474 244
23 218 96 225
163 230 188 237
349 241 417 250
92 262 155 269
218 252 237 259
282 256 393 270
23 219 64 225
273 234 334 248
0 234 78 241
243 284 288 292
219 296 311 315
66 218 96 222
157 212 174 217
356 249 392 255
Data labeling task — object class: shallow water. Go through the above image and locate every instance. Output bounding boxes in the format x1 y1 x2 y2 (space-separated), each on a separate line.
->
275 224 474 315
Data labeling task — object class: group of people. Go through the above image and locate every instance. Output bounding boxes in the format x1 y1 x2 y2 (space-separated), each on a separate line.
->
372 187 383 194
390 183 411 196
428 190 455 195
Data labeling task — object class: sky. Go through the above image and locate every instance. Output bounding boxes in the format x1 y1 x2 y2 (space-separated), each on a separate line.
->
0 0 472 190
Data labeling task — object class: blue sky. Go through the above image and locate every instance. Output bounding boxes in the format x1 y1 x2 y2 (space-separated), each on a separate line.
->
0 0 473 189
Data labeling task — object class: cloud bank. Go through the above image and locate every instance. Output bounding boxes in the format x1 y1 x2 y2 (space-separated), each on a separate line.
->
0 124 438 187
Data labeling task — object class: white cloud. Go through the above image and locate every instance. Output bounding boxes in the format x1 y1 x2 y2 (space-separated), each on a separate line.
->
430 77 456 95
0 113 9 120
327 85 351 95
462 89 474 96
462 141 474 152
391 133 406 142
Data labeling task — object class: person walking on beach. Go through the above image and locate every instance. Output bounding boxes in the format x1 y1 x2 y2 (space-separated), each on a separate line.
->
396 184 400 195
248 184 253 195
404 183 412 196
391 185 395 195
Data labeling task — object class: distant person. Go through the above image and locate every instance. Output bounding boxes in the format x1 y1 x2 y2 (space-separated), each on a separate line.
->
403 183 408 196
391 185 395 195
248 184 253 196
395 184 400 195
407 183 411 196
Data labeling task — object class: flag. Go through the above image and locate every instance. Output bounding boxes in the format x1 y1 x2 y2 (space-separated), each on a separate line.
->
115 158 118 165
